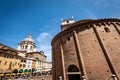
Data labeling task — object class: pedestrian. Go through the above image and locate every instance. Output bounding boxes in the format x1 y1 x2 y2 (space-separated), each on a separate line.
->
3 76 8 80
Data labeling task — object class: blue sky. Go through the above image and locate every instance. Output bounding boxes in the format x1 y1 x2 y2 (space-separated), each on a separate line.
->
0 0 120 61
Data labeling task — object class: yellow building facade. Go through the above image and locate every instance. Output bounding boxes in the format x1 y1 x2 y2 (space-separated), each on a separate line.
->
0 44 25 74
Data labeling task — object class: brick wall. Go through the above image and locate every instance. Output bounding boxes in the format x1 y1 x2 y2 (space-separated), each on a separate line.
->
52 19 120 80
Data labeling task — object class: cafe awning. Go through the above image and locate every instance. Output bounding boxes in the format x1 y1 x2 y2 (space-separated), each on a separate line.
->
24 69 28 73
19 69 23 73
0 74 4 76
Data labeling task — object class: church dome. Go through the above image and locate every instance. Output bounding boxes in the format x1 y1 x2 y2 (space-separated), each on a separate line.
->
22 34 34 43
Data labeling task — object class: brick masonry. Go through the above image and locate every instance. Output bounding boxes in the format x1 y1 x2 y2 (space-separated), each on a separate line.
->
51 19 120 80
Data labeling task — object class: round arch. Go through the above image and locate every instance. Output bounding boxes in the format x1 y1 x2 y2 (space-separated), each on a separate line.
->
12 69 18 73
68 65 79 72
67 65 81 80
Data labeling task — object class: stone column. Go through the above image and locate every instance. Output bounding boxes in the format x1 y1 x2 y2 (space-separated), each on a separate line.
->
52 45 56 80
60 42 66 80
73 30 88 80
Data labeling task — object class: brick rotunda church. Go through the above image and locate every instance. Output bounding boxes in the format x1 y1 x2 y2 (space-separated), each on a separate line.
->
51 18 120 80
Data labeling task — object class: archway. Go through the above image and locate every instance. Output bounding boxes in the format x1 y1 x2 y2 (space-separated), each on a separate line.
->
12 69 18 73
67 65 81 80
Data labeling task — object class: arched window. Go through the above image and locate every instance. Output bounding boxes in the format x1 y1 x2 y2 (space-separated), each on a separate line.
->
68 65 79 72
25 45 27 49
22 45 24 49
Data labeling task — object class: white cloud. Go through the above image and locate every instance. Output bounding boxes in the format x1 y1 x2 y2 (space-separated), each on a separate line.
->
35 19 60 61
40 45 51 50
36 32 52 61
40 32 49 38
37 32 49 42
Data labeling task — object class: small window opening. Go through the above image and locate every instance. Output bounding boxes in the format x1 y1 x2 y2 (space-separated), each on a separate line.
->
67 20 69 23
89 72 91 74
20 64 22 67
4 61 7 65
107 70 109 72
0 60 1 65
104 27 110 33
115 37 117 39
22 45 24 49
25 45 27 49
67 37 70 41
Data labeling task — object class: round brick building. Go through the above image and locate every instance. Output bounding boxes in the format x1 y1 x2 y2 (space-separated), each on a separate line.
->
51 18 120 80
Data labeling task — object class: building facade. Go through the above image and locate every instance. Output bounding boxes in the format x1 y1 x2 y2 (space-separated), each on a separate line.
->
26 51 47 73
0 44 26 74
0 33 52 78
18 34 51 73
51 18 120 80
43 62 52 73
